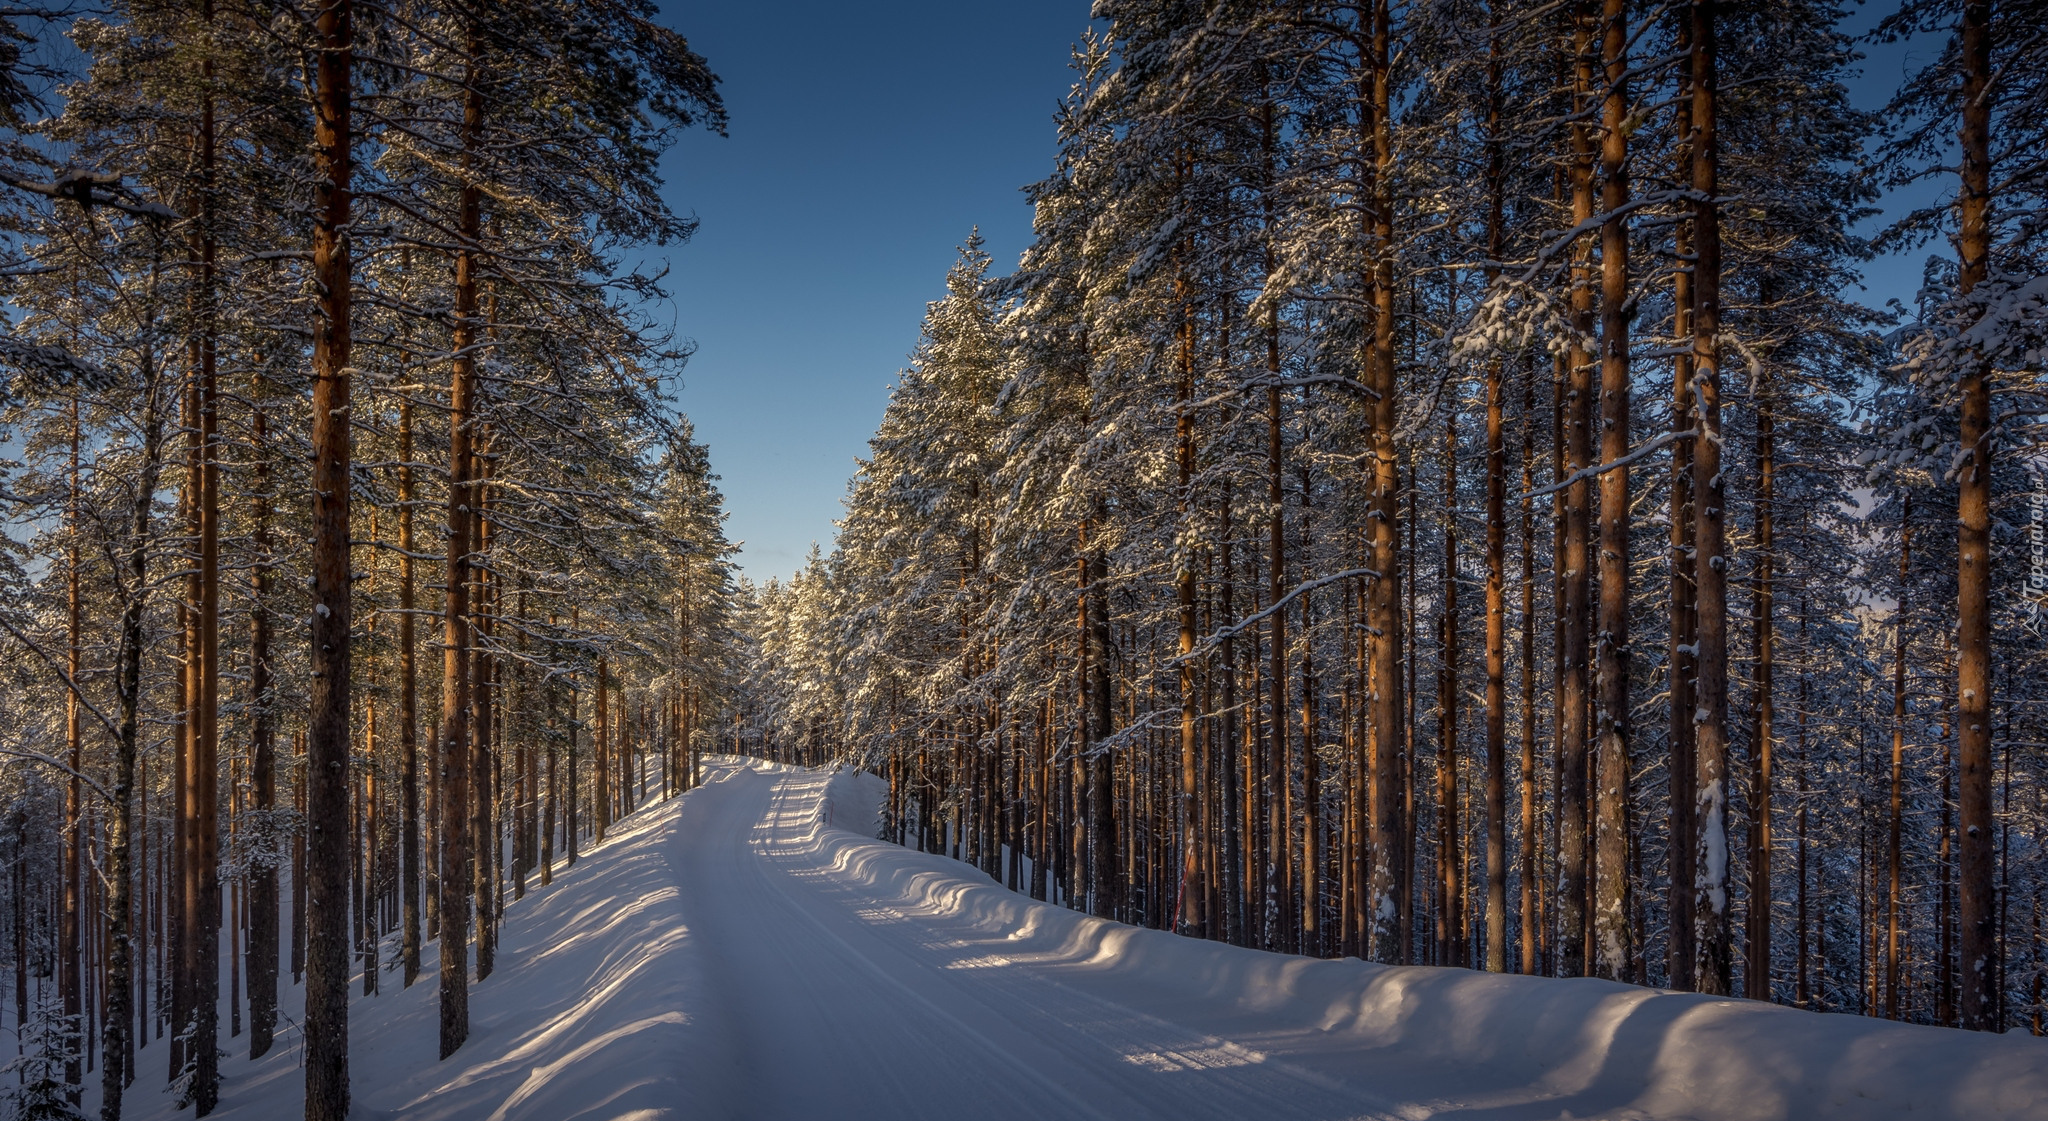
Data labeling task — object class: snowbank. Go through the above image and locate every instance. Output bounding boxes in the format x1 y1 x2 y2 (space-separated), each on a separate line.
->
811 766 2048 1121
121 773 736 1121
103 760 2043 1121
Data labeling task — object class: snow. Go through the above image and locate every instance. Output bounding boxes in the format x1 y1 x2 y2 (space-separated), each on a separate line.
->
114 757 2047 1121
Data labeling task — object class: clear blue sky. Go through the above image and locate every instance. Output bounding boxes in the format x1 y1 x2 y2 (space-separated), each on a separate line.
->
645 3 1936 582
649 2 1096 580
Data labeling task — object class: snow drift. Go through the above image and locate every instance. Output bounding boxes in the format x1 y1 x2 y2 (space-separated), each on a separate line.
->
111 757 2045 1121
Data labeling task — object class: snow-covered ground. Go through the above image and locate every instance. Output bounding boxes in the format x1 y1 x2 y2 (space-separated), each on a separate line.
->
119 756 2047 1121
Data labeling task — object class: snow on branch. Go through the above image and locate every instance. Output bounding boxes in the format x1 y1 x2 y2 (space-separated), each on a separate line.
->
1520 429 1700 501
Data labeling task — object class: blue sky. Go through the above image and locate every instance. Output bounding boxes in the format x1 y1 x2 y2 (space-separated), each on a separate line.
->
645 3 1940 582
649 2 1096 580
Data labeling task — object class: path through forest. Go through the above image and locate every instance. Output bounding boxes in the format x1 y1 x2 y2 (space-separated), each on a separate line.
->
125 758 2047 1121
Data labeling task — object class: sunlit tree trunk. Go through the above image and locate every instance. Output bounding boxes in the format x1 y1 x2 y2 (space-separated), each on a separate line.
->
1481 20 1509 974
1954 0 1997 1034
436 35 483 1054
1363 0 1406 967
1592 0 1634 982
304 0 356 1109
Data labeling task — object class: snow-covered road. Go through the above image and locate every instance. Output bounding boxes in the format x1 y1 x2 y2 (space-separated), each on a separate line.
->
671 762 1398 1121
124 756 2048 1121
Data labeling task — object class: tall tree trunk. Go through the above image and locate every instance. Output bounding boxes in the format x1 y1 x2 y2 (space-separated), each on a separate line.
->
247 365 278 1059
400 392 422 989
1688 0 1733 998
473 446 497 979
1176 254 1201 933
1440 413 1464 968
1220 480 1246 946
1519 360 1540 976
1082 511 1116 919
304 0 356 1110
179 32 226 1107
595 656 610 844
1481 21 1509 974
64 402 82 1104
1747 389 1775 1001
1666 11 1699 987
1954 0 1997 1034
100 338 167 1121
437 37 484 1054
1887 499 1910 1018
1592 0 1634 982
1363 0 1406 967
1795 593 1811 1007
1557 0 1598 978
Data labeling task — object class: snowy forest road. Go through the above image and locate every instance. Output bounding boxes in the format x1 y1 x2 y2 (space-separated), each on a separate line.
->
670 762 1400 1121
134 757 2047 1121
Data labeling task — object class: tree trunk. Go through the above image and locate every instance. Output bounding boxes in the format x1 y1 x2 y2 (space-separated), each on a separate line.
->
65 403 82 1105
400 393 422 989
473 446 497 980
1363 0 1406 967
100 335 167 1121
1666 6 1699 993
1887 499 1910 1018
1558 0 1598 978
303 0 356 1110
1176 256 1200 933
437 43 483 1054
1747 387 1775 1001
1593 0 1634 982
1481 24 1509 974
1954 0 1997 1034
247 365 278 1059
1439 414 1464 968
1519 359 1540 976
1688 0 1733 998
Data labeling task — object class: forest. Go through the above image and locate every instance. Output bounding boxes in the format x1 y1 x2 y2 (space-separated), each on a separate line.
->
0 0 746 1118
732 0 2048 1052
1 0 2045 1118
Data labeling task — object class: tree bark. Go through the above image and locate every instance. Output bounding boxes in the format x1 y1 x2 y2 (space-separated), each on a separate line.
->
1558 0 1599 978
1954 0 1997 1034
1747 386 1775 1001
1887 499 1910 1017
1665 5 1700 993
1592 0 1634 982
100 333 168 1121
473 444 497 979
400 392 422 989
1481 21 1509 975
1363 0 1406 967
303 0 356 1110
247 364 278 1059
1688 0 1734 998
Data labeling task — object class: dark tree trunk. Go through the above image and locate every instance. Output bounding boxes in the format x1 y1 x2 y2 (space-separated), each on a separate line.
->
247 365 279 1059
1688 0 1734 998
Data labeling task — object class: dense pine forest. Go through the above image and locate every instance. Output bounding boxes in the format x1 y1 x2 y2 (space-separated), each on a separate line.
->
0 0 745 1118
1 0 2046 1118
733 0 2048 1045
